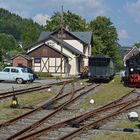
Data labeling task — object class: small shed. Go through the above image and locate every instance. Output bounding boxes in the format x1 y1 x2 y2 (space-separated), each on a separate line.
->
12 54 32 67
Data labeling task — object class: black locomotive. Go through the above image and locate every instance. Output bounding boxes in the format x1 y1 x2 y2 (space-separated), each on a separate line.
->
88 54 115 81
125 52 140 87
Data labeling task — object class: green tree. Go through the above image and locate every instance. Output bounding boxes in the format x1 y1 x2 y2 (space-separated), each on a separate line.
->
0 48 2 62
0 33 20 62
0 8 43 50
0 33 18 51
89 16 122 70
21 19 42 49
134 43 140 48
0 8 23 41
44 10 89 31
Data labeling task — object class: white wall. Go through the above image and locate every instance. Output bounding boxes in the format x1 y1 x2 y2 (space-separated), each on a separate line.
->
68 56 78 75
64 40 83 53
45 40 73 58
45 40 80 75
64 40 91 57
83 57 89 66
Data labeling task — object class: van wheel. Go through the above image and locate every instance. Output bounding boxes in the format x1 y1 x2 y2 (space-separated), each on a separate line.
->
16 78 23 84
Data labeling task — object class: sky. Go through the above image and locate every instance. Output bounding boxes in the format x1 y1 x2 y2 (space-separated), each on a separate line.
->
0 0 140 47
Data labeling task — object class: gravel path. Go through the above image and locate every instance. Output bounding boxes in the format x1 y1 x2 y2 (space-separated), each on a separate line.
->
0 78 70 93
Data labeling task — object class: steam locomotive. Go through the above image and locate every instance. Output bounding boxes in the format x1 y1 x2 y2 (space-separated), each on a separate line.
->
125 52 140 87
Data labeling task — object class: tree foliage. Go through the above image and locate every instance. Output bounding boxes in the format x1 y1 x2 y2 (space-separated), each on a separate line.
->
90 16 118 55
45 11 89 31
0 33 18 51
134 43 140 48
21 19 42 48
0 8 43 49
0 33 21 62
0 8 22 41
89 16 123 70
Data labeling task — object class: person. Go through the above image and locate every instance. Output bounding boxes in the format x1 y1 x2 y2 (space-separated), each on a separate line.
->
120 70 125 83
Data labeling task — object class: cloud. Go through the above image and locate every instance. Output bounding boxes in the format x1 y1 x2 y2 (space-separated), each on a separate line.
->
33 14 50 25
61 0 110 19
124 0 140 23
0 0 46 18
118 29 129 39
0 1 9 9
85 0 110 16
0 0 110 21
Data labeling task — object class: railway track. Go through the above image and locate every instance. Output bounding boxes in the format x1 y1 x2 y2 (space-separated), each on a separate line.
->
11 88 140 140
0 79 74 100
0 79 99 139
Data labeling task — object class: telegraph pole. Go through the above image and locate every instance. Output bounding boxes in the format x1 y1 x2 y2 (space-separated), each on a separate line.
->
60 6 63 77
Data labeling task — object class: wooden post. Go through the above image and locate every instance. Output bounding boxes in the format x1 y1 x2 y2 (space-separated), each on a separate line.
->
60 6 63 77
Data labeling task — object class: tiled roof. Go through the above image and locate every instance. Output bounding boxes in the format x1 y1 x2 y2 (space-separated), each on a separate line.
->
27 28 91 57
12 54 32 60
38 32 52 41
71 32 92 45
38 29 92 45
123 47 139 65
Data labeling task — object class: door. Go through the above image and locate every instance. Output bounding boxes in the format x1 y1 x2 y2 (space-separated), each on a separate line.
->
10 68 20 80
1 68 11 80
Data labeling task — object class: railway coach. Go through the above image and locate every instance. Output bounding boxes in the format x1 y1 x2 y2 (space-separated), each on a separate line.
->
88 54 115 81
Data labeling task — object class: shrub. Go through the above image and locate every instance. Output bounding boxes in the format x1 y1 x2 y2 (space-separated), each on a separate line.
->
36 72 53 77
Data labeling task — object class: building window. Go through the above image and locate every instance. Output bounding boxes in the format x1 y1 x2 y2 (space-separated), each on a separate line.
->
34 58 41 63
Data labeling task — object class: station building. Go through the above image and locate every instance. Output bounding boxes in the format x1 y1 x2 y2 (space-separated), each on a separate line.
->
25 28 92 76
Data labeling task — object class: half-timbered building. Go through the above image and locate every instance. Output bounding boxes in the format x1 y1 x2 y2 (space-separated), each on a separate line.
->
27 28 92 76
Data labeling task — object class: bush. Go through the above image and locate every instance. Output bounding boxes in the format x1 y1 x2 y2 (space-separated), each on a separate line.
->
36 72 53 77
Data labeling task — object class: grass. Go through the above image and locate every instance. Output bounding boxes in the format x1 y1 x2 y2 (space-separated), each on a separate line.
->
0 90 55 122
80 75 134 109
89 131 140 140
17 90 54 106
116 119 140 129
80 76 140 140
